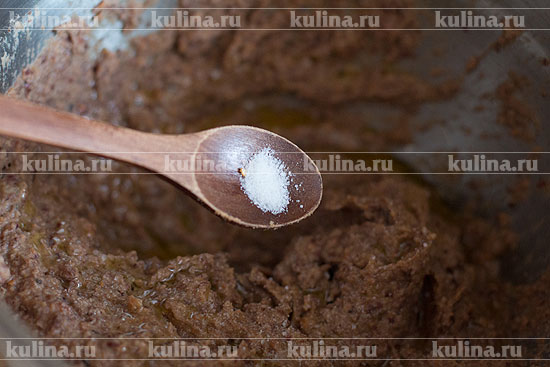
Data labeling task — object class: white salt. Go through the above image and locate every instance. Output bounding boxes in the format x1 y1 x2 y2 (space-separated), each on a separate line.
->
240 147 290 214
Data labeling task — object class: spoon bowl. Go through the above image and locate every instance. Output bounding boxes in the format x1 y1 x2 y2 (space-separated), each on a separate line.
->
191 126 323 228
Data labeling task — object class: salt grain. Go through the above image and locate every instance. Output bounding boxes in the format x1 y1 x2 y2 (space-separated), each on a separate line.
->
240 147 290 214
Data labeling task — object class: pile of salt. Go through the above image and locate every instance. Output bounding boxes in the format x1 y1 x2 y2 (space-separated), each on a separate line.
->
240 148 290 215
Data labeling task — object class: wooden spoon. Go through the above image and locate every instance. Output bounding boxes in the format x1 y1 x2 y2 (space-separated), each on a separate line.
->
0 96 323 229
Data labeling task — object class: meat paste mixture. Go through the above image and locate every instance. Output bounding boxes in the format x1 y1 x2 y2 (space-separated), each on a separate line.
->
0 2 548 366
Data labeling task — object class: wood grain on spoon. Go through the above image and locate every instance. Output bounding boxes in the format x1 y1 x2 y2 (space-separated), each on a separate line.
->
0 95 323 229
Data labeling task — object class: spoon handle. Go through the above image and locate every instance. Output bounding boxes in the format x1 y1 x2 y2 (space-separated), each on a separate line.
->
0 95 200 173
0 95 149 153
